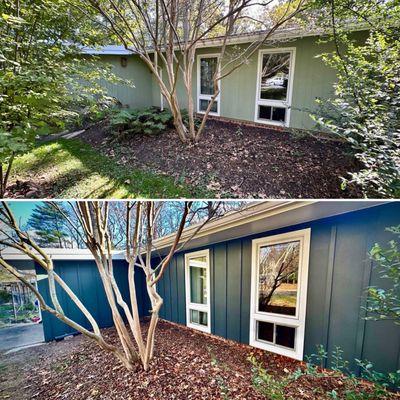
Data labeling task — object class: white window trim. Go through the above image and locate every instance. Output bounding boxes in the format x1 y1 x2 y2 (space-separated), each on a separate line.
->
249 228 310 360
254 47 296 127
159 68 164 111
185 249 211 333
197 54 221 116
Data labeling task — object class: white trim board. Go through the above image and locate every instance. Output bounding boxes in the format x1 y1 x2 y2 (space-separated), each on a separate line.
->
196 53 221 116
254 47 296 127
184 249 211 334
249 228 311 360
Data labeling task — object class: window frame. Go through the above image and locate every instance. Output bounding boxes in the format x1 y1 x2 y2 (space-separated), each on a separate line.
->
185 249 211 333
197 54 221 116
254 47 296 127
249 228 310 360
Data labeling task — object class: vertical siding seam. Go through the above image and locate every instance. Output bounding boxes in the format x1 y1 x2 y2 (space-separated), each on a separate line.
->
322 225 337 366
175 257 179 322
225 242 228 338
354 212 379 371
239 240 243 343
168 259 173 320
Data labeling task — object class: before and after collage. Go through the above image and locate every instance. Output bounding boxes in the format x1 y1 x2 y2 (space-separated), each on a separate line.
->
0 0 399 399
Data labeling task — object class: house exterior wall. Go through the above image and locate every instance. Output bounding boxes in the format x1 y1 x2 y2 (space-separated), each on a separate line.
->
99 32 365 131
97 55 153 109
36 260 150 342
156 202 400 374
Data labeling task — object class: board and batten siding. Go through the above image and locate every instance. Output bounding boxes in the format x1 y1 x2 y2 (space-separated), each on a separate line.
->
156 202 400 374
36 260 150 342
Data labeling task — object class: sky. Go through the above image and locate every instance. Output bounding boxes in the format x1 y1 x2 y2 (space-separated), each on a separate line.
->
8 201 42 226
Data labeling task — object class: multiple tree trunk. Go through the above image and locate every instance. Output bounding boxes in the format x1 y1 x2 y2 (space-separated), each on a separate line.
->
0 201 219 371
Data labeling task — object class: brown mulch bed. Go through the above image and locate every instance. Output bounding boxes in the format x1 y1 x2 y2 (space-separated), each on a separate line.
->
1 320 397 400
81 119 361 198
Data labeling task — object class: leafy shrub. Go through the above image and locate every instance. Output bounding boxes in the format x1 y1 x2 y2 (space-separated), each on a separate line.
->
313 27 400 197
110 107 200 137
248 355 287 400
110 107 173 136
366 226 400 324
0 289 11 304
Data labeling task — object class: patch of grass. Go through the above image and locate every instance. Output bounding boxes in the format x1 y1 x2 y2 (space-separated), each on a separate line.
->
11 139 210 198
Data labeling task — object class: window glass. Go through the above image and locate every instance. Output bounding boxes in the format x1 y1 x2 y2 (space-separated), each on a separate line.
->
272 107 286 122
200 57 217 95
190 309 208 326
276 325 295 349
189 257 207 304
260 53 290 101
258 241 300 316
259 105 272 120
199 99 218 113
257 321 274 343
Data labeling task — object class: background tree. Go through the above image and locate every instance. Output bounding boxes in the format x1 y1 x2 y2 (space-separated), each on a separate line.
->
27 203 70 248
79 0 310 143
311 0 400 197
0 0 121 196
366 226 400 325
0 200 227 371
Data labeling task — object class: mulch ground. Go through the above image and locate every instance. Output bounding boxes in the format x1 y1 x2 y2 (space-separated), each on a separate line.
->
1 320 396 400
81 119 361 198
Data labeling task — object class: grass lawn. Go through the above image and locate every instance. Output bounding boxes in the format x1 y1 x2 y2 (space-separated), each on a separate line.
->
9 138 208 198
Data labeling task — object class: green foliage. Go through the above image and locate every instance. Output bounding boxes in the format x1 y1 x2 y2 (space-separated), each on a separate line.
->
110 107 172 136
248 355 288 400
312 0 400 197
110 107 200 137
27 203 69 247
366 226 400 324
355 359 400 391
0 289 12 304
0 0 122 192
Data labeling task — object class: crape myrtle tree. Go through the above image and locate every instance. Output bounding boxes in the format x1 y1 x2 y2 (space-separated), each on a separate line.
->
0 200 228 371
311 0 400 197
0 0 122 196
76 0 311 143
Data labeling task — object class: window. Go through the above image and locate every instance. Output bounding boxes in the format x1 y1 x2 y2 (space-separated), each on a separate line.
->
250 229 310 360
185 249 211 333
197 55 220 115
255 48 295 127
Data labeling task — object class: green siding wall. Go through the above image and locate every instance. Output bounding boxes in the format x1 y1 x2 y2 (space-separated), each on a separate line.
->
98 55 153 109
157 203 400 374
98 33 366 130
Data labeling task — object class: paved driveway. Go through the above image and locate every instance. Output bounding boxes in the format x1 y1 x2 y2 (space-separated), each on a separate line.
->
0 324 44 352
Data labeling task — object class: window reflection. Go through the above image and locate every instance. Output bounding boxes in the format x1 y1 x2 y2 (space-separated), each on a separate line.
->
200 57 217 95
260 53 290 101
258 241 300 316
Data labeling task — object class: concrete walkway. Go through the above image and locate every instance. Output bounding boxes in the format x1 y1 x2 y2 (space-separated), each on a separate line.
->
0 323 44 352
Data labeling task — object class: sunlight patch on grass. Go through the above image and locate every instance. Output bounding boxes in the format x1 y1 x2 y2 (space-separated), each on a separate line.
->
11 139 201 198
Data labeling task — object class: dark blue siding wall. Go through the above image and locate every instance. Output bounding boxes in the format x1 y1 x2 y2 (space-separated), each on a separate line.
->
36 259 149 341
157 203 400 373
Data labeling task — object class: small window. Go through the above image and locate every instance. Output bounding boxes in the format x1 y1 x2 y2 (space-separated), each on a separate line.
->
257 321 274 343
199 99 218 113
258 106 286 123
197 55 220 115
185 250 211 333
256 321 296 350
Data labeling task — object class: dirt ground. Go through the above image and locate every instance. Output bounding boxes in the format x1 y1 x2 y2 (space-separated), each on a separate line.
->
1 320 397 400
82 118 361 199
